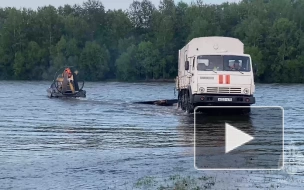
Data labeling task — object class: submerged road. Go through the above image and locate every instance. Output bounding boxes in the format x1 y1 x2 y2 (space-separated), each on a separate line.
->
0 81 304 189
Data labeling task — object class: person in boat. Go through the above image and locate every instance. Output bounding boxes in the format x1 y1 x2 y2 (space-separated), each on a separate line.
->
64 68 74 83
64 68 76 92
55 73 63 91
56 68 73 91
230 60 241 71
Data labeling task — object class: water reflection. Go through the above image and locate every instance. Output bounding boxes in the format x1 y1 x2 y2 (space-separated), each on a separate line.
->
0 82 298 189
193 107 283 169
176 107 283 169
195 112 253 147
175 111 253 146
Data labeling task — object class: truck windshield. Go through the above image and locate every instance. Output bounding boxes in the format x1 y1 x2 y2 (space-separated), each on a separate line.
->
196 55 251 72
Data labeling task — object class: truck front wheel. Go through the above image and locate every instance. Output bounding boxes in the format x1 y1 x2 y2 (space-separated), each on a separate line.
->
241 107 251 114
178 91 186 110
185 91 194 114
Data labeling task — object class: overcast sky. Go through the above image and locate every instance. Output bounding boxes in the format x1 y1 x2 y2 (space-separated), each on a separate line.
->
0 0 239 10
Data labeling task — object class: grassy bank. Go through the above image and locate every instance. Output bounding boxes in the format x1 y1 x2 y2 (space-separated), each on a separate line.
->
133 175 216 190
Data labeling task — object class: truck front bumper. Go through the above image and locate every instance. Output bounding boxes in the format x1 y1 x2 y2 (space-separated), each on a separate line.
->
193 94 255 105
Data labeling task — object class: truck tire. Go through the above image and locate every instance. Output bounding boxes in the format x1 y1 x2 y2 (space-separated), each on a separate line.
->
179 91 183 110
177 92 181 109
181 91 186 110
185 91 194 114
241 107 251 114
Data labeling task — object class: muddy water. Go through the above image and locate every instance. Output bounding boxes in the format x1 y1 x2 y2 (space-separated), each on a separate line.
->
0 81 304 189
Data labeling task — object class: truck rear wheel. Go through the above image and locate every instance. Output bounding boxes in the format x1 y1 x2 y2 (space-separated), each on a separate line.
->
182 91 187 110
177 92 181 109
178 90 194 113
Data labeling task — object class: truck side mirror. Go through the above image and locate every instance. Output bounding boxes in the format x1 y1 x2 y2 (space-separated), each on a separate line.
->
254 68 257 74
253 64 258 74
185 61 189 70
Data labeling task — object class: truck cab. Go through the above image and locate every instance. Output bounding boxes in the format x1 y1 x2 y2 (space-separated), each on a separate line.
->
176 37 255 113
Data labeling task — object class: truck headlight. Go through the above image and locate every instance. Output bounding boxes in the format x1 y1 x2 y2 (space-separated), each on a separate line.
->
199 87 205 92
243 88 249 94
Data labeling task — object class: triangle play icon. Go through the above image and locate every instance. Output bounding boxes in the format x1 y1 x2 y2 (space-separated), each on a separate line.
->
225 123 254 153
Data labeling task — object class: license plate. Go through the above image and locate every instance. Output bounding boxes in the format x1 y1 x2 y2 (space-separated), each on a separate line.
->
218 98 232 101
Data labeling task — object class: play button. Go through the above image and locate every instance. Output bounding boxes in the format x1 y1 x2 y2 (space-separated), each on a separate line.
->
225 123 254 153
194 106 284 170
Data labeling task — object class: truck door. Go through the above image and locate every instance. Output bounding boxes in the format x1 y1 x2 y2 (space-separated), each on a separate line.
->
185 52 191 86
190 57 195 85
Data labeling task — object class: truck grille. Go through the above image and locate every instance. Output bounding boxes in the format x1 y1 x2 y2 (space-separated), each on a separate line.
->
206 87 242 94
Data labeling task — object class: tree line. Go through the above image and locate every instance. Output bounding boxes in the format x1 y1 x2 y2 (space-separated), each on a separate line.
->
0 0 303 83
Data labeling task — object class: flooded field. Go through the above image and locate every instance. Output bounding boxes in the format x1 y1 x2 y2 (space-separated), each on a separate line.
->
0 81 304 189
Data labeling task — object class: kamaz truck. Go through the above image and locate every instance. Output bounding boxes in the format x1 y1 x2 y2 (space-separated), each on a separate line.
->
175 36 255 113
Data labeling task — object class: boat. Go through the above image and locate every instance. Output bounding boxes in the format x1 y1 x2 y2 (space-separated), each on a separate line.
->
47 66 86 98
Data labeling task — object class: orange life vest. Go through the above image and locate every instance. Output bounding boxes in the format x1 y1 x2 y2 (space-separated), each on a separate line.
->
64 68 72 78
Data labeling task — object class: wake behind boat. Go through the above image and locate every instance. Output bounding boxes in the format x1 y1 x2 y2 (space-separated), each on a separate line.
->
47 66 86 98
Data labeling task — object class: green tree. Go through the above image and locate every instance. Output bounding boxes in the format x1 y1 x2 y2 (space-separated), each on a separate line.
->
79 41 109 81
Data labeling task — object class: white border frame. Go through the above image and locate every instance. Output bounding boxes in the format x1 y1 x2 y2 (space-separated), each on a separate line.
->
193 106 284 171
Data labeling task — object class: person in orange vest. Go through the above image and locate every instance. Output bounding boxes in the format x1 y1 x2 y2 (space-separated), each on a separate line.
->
65 68 74 83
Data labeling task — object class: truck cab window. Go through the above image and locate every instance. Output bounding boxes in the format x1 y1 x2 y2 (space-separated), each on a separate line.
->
197 55 223 71
195 55 251 72
197 58 209 70
224 56 251 72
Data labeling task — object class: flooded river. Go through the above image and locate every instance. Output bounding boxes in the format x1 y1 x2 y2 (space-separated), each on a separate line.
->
1 81 304 189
